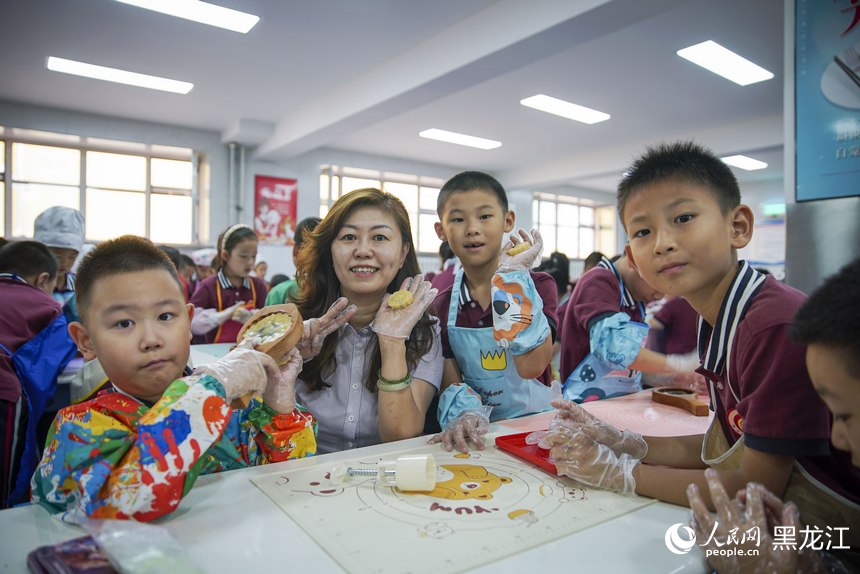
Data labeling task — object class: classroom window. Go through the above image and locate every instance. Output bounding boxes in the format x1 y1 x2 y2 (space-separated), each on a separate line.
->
319 166 444 255
1 129 200 245
532 193 615 260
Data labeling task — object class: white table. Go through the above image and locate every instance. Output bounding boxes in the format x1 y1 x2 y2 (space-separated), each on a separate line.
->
0 415 708 573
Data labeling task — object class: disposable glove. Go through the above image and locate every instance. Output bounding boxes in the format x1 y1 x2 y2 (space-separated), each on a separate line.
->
547 398 647 459
666 351 701 373
427 405 492 453
498 228 544 273
371 274 437 340
295 297 357 362
190 301 247 335
194 338 275 402
687 469 831 574
262 347 302 414
539 424 639 496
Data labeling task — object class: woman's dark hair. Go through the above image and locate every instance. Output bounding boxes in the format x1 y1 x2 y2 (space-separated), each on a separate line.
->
295 188 435 392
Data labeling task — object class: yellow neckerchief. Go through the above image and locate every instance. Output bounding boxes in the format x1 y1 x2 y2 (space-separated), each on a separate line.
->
214 271 257 343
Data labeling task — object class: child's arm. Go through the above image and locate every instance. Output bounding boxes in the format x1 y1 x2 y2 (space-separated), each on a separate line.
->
588 313 699 374
641 434 707 469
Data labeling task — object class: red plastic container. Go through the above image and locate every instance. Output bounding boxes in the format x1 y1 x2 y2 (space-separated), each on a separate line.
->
495 431 557 474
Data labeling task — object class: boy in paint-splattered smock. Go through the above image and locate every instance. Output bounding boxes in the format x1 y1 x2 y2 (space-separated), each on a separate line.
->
31 236 316 523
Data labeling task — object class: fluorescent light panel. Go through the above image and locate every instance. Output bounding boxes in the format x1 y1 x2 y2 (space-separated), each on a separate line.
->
47 57 193 94
721 155 768 171
677 40 773 86
419 129 501 150
520 94 610 124
116 0 259 34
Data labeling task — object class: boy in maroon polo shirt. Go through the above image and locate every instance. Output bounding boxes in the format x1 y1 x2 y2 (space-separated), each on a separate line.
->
428 171 558 452
540 142 856 533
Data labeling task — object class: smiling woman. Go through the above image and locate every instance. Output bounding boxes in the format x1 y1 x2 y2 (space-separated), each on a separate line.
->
292 188 444 454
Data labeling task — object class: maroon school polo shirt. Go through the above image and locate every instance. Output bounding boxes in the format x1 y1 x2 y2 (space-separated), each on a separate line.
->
697 270 860 505
432 270 558 386
654 296 699 355
559 267 645 381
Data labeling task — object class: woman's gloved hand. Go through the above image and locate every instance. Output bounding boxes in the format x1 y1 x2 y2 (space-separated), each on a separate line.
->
371 275 437 340
194 338 276 402
262 347 302 414
296 297 357 361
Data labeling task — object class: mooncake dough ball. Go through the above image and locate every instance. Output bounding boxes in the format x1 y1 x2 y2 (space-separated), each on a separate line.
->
387 289 414 310
507 241 531 256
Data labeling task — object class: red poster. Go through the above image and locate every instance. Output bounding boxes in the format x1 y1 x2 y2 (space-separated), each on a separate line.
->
254 175 297 245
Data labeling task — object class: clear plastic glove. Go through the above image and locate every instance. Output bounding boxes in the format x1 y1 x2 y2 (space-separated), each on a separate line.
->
371 274 438 340
687 469 830 574
498 228 544 273
548 398 648 459
666 351 701 373
190 301 247 335
539 424 639 495
262 347 302 414
427 405 492 453
231 304 253 324
296 297 357 361
194 338 276 402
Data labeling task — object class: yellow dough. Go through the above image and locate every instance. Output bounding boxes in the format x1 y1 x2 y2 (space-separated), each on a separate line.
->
388 290 414 310
244 312 293 344
507 241 531 256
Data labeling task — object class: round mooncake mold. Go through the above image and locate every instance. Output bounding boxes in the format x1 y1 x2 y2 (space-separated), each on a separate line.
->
237 303 304 364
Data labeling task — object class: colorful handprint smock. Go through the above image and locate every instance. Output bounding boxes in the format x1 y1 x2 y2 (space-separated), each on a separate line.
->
31 373 316 523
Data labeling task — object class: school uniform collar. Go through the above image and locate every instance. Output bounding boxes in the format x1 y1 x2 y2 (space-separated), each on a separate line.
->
697 261 766 379
458 272 473 306
0 273 29 285
595 256 637 310
64 273 75 291
217 269 250 290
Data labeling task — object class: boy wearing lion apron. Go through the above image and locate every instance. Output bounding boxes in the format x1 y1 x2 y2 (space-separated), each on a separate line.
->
428 172 559 453
539 142 858 547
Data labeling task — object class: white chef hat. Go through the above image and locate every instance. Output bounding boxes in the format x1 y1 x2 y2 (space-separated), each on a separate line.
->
191 247 217 267
33 206 85 252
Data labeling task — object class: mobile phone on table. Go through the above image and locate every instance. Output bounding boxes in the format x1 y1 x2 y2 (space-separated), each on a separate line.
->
26 535 117 574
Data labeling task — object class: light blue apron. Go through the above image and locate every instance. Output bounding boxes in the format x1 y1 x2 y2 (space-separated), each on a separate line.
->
447 268 552 420
562 261 648 403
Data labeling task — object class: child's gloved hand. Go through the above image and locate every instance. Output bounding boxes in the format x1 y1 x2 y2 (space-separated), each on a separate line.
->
666 352 701 373
262 347 302 414
231 303 254 324
687 469 825 574
498 229 543 273
539 424 639 496
371 275 437 340
427 406 492 453
214 301 246 325
550 398 648 459
194 338 275 401
296 297 357 362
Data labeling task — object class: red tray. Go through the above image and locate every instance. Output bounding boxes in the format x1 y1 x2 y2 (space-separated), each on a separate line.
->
495 431 557 474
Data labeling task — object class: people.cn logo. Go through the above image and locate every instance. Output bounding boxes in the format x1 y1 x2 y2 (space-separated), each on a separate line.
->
664 523 697 554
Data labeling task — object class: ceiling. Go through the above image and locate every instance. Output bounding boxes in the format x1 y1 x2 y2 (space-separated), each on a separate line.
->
0 0 786 196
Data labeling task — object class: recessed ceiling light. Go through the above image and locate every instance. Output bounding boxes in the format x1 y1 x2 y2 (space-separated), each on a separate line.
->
677 40 773 86
116 0 259 34
419 129 501 150
47 57 193 94
721 155 768 170
520 94 610 124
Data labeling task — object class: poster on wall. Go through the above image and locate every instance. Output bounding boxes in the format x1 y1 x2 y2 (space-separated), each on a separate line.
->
254 175 297 245
795 0 860 201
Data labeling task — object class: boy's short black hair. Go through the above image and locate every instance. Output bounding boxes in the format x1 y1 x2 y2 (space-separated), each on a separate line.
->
75 235 183 322
179 253 196 271
791 258 860 377
0 240 58 280
617 141 741 226
437 171 508 214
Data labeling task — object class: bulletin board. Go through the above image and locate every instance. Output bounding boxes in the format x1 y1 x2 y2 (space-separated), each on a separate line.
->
252 439 654 574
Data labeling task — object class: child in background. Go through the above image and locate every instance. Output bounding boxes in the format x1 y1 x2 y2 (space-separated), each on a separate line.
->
429 240 460 293
266 217 321 306
190 224 267 343
191 247 217 281
32 236 316 523
688 258 860 572
0 241 61 508
541 142 858 539
429 171 558 453
253 255 268 284
558 251 696 403
33 206 85 309
178 253 198 295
